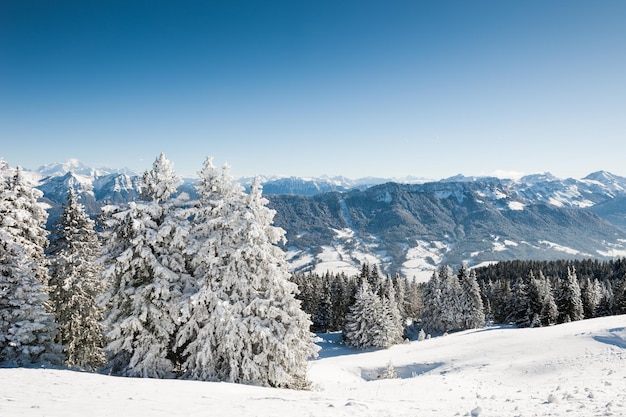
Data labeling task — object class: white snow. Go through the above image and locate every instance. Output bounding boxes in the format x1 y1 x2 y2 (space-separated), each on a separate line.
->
538 240 592 256
595 240 626 257
596 248 626 257
2 315 625 416
508 201 525 210
470 260 499 270
402 240 449 282
312 246 362 276
491 236 519 252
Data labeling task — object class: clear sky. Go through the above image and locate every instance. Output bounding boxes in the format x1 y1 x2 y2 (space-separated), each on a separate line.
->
1 1 625 179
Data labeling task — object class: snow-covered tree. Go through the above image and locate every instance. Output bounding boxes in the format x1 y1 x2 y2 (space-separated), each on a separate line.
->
458 266 485 329
527 271 558 327
0 164 61 365
101 153 185 378
420 270 443 334
312 289 332 333
595 280 616 317
381 276 404 343
506 278 531 327
343 279 394 349
581 276 601 319
438 266 464 332
177 159 318 388
48 190 106 370
556 267 584 323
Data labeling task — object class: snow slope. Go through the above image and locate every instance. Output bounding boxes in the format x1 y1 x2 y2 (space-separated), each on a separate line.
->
1 315 625 417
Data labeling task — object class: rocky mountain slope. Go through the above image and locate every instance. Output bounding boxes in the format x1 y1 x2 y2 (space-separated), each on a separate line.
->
23 160 626 280
269 178 626 280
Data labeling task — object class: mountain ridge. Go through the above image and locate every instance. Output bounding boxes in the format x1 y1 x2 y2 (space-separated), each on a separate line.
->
15 159 626 280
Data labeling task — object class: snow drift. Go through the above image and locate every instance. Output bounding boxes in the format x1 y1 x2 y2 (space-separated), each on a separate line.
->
1 315 625 416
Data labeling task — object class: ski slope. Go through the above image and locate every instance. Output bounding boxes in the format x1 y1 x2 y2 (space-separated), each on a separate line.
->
1 315 625 417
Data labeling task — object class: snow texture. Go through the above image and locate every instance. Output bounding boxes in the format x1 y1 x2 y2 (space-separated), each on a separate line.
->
1 315 625 416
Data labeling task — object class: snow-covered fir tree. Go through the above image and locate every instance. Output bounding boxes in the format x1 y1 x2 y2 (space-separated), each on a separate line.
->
581 276 602 319
506 278 531 327
420 270 443 334
343 279 385 348
556 267 584 323
381 276 404 343
0 164 61 365
526 271 558 327
312 289 332 333
177 159 318 388
437 266 464 332
595 280 615 317
101 153 185 378
48 190 106 370
458 266 485 329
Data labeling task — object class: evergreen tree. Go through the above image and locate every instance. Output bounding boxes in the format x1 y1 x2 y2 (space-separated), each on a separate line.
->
581 276 601 319
595 280 615 317
458 266 485 329
312 288 332 333
556 267 584 323
48 190 106 370
526 271 558 327
506 278 531 327
0 165 61 365
178 160 317 388
343 279 390 349
420 270 443 334
539 272 559 326
330 272 353 331
403 278 423 320
438 266 463 332
614 277 626 315
492 279 512 324
101 153 185 378
381 277 404 343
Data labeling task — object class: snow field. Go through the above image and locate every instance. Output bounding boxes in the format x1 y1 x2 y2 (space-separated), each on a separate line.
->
2 315 625 417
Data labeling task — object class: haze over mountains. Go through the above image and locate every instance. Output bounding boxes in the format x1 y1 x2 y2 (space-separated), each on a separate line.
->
23 159 626 281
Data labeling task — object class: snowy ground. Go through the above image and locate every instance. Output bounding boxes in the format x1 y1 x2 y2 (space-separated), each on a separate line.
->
2 315 625 417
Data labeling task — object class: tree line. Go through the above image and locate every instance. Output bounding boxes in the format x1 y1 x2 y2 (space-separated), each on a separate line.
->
293 259 626 348
0 154 317 389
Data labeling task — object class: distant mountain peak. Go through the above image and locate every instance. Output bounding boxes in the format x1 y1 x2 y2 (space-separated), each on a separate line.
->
519 172 559 184
36 159 137 179
584 170 622 182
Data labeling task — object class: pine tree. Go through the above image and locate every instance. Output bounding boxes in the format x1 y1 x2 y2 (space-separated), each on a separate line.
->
556 267 584 323
175 157 225 381
420 270 443 334
48 190 106 370
492 279 512 324
101 153 185 378
527 271 558 326
506 278 531 327
178 160 318 388
595 280 615 317
0 165 61 365
343 279 387 349
458 266 485 329
581 276 601 319
228 176 318 388
381 277 404 344
312 288 332 333
438 266 463 332
614 277 626 315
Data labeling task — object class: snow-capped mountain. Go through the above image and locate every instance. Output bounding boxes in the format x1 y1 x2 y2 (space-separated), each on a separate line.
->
269 179 626 281
20 160 626 278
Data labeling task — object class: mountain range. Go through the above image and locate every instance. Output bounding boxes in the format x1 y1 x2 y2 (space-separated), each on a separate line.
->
22 159 626 281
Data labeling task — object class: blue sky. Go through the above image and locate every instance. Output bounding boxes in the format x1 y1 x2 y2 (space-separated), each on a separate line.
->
1 1 625 179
